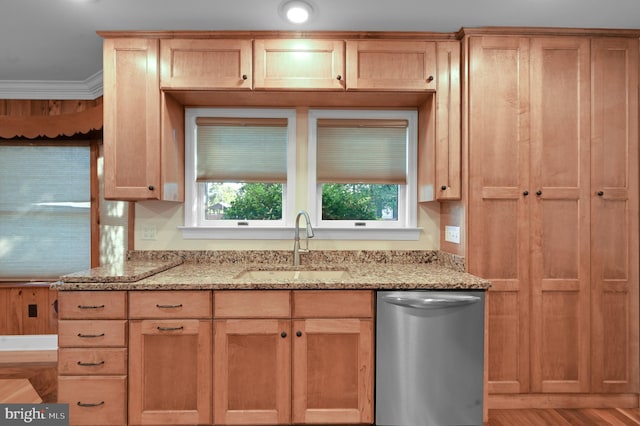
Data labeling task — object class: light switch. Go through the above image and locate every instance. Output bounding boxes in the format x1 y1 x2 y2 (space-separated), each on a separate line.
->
141 224 157 240
445 226 460 244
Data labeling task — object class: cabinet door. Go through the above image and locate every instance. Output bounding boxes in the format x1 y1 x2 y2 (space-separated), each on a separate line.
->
160 39 252 90
345 40 436 91
128 319 212 425
590 37 639 393
529 37 591 394
103 38 160 200
292 319 373 424
434 41 461 199
253 39 345 90
214 319 291 425
467 36 531 394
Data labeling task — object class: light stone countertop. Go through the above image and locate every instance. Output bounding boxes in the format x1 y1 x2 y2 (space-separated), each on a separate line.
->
53 250 491 291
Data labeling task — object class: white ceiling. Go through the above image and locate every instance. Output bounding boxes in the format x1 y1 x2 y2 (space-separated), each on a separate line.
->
1 0 639 98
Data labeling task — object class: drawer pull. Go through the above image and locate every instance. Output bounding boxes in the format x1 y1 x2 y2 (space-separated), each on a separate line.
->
77 304 105 309
157 326 184 331
77 333 105 338
77 401 105 407
77 361 105 367
156 304 183 309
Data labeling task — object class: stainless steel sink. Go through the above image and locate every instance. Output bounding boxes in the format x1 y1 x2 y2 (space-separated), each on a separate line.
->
234 269 351 280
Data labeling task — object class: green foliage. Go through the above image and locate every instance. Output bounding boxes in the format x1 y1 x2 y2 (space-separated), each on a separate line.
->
322 184 397 220
322 184 376 220
223 183 283 220
212 182 398 221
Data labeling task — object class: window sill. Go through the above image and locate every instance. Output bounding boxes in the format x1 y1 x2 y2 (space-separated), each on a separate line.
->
178 226 421 241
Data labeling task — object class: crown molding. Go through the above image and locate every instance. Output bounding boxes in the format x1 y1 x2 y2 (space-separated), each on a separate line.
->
0 70 103 100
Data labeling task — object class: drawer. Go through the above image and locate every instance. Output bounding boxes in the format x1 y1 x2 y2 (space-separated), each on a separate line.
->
58 320 127 348
129 290 212 319
58 348 127 375
58 376 126 426
214 290 291 318
59 291 127 319
293 290 373 318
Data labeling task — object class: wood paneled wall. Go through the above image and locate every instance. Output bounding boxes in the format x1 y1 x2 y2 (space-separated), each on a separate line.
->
0 98 103 139
0 99 102 117
0 286 58 335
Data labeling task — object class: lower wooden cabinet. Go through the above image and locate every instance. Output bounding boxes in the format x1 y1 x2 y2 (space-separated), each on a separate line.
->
292 318 374 425
128 319 213 426
58 376 127 426
212 290 374 425
214 319 292 425
59 289 374 425
57 291 128 426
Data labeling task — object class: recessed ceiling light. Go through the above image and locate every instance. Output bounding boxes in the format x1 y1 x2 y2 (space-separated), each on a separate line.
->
279 0 314 24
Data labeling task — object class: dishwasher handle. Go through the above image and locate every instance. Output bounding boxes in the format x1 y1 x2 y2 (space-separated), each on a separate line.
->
382 294 481 310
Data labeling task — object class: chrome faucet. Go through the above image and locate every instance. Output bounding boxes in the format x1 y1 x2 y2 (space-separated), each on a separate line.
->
293 210 314 266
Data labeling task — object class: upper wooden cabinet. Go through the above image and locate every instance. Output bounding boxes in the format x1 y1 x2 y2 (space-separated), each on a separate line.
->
434 41 461 199
345 40 437 91
418 41 462 202
253 39 345 90
160 39 252 90
103 38 161 200
102 38 184 201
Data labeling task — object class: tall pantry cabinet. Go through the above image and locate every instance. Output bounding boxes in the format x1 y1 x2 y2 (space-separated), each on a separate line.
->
464 31 638 401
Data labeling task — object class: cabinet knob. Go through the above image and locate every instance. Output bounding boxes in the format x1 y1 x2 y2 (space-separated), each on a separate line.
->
242 74 248 80
523 190 529 196
536 190 542 196
441 185 447 191
597 191 604 197
336 75 342 81
148 185 155 191
296 331 302 337
427 75 434 83
281 331 287 338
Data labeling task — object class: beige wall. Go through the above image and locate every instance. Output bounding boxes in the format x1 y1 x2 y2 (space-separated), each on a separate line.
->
134 200 440 251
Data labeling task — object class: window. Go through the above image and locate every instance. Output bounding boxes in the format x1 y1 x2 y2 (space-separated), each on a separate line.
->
308 109 418 240
0 143 91 279
182 108 296 239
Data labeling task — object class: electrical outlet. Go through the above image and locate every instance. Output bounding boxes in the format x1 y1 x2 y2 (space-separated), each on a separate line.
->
444 225 461 244
141 224 157 240
28 304 38 318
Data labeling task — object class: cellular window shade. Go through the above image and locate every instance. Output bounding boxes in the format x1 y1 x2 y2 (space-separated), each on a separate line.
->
196 117 288 183
0 145 90 279
316 119 408 184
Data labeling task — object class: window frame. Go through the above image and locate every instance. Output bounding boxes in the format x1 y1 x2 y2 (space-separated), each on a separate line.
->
307 109 419 240
181 108 297 239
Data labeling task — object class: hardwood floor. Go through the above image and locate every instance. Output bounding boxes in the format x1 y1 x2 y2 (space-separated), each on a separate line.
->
0 364 57 403
3 367 640 426
488 408 640 425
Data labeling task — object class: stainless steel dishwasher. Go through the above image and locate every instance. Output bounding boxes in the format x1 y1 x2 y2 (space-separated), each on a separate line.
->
376 291 485 426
